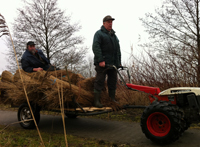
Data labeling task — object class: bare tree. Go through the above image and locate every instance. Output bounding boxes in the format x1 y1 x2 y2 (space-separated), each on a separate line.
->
138 0 200 86
6 0 87 72
77 55 96 78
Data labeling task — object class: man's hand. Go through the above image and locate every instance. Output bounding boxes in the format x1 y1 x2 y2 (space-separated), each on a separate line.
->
33 67 43 72
37 67 43 71
99 61 105 67
119 65 123 70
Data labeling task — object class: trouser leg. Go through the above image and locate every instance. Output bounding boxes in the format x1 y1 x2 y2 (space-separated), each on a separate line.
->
94 65 107 91
94 89 103 108
94 65 107 107
107 68 118 102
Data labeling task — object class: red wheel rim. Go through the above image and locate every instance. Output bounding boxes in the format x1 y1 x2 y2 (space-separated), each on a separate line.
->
147 112 171 137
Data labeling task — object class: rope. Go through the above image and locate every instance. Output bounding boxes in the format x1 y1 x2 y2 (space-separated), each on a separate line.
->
51 79 57 85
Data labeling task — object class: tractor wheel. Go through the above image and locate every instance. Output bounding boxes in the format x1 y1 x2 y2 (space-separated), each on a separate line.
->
18 103 40 129
140 101 184 144
183 119 191 131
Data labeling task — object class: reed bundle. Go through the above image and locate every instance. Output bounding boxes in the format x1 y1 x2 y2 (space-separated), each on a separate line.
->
0 69 138 110
1 70 14 82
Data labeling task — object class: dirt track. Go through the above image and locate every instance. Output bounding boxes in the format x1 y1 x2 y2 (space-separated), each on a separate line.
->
1 110 200 147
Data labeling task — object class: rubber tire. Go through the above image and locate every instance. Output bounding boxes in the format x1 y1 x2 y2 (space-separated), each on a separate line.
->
18 103 40 129
65 113 78 118
140 101 184 144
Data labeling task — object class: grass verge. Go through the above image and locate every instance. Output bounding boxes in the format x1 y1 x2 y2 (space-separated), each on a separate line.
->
0 125 135 147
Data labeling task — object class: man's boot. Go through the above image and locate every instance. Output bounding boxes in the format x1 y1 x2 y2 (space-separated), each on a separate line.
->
109 89 118 103
94 89 103 108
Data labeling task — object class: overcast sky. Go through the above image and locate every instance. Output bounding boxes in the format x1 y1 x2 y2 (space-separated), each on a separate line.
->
0 0 163 73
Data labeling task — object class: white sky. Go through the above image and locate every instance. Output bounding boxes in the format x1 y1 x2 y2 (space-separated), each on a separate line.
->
0 0 163 73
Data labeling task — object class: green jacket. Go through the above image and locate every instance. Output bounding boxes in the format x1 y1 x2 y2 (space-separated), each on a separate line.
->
92 25 121 67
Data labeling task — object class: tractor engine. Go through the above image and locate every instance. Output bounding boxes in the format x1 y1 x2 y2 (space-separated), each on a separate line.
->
176 94 200 123
159 88 200 123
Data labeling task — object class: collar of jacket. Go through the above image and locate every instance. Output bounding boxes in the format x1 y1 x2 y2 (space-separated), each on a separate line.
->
101 25 115 34
26 49 39 56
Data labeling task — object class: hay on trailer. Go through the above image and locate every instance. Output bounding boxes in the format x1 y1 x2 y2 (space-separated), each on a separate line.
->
77 77 95 92
0 81 18 104
0 69 139 110
48 70 84 85
32 70 94 99
0 81 17 90
4 70 94 108
48 70 71 77
1 70 14 83
61 72 84 85
13 70 41 89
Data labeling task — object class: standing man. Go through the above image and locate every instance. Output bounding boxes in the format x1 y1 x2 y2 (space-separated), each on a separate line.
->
21 41 57 72
92 15 122 108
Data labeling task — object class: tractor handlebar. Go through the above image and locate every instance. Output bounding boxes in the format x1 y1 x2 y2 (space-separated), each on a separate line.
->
105 64 131 85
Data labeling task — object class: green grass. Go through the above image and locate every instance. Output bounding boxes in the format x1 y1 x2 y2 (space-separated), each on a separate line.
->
0 104 18 111
0 125 136 147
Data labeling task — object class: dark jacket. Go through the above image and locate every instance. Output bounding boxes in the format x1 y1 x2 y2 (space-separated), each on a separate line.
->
92 25 121 67
21 49 51 72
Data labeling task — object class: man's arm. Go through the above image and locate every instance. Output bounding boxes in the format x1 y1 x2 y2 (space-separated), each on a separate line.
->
92 32 105 67
118 44 122 66
21 59 43 72
116 36 122 66
38 49 51 64
21 58 34 72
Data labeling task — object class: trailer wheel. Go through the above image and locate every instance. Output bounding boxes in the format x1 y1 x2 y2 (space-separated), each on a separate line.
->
141 101 184 144
18 103 40 129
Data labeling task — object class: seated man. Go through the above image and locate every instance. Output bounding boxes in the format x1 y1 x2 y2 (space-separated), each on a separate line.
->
21 41 57 72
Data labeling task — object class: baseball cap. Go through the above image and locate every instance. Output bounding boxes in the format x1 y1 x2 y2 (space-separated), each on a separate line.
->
103 15 115 22
27 41 36 46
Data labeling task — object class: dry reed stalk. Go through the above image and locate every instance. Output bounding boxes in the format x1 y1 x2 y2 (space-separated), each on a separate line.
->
33 71 94 100
5 19 45 146
48 70 72 77
0 81 19 104
62 72 84 85
115 84 150 106
43 88 73 103
14 70 31 82
50 69 68 147
13 70 41 90
0 81 17 89
1 70 14 83
77 77 95 92
5 89 25 105
60 71 68 147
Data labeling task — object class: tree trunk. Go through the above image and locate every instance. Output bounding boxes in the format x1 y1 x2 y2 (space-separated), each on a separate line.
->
196 0 200 87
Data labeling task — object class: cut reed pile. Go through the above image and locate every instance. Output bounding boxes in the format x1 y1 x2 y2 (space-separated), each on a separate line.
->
0 69 142 110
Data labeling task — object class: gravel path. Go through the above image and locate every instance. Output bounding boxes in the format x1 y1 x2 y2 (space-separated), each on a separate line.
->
1 110 200 147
